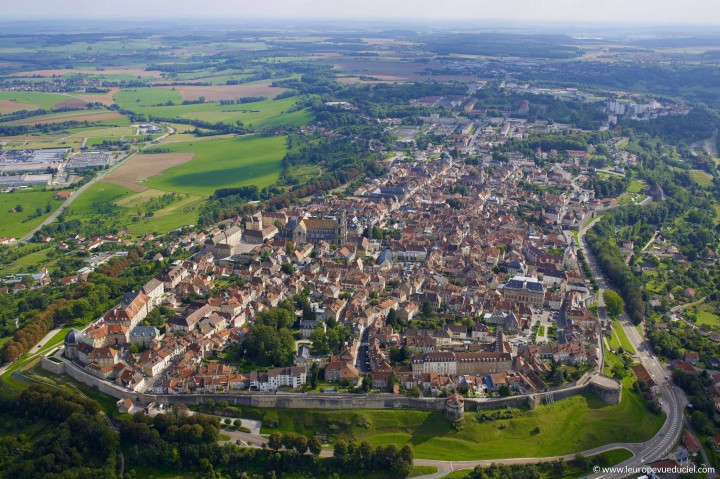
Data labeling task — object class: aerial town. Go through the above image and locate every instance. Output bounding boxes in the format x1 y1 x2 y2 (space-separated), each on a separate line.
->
48 135 620 399
3 9 720 479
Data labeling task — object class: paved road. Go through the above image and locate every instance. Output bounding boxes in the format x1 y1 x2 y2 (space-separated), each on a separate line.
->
0 326 62 377
19 150 138 242
576 219 691 479
19 124 175 243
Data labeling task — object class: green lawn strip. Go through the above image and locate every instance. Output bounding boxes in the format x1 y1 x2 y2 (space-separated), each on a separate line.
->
440 448 633 479
612 319 636 354
608 328 622 350
22 362 118 416
408 466 439 477
602 346 624 376
689 170 714 187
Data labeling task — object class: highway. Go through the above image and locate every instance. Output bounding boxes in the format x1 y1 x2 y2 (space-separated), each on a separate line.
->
576 219 691 479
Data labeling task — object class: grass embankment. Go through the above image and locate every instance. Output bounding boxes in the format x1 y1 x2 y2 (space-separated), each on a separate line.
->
612 319 636 354
220 384 661 461
440 448 633 478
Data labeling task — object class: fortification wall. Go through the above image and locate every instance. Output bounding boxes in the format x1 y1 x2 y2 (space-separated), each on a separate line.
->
133 392 446 410
41 352 621 412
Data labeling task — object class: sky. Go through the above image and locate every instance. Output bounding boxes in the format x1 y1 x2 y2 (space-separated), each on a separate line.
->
3 0 720 25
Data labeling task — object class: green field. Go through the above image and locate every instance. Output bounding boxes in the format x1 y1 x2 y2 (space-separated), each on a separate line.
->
143 135 288 196
696 304 720 326
235 385 662 461
690 169 714 187
612 320 636 354
627 180 644 194
113 87 182 107
0 188 62 239
0 91 80 110
440 449 633 479
64 181 203 236
113 90 313 127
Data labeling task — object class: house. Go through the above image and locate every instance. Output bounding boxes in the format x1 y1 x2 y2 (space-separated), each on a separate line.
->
130 326 160 346
684 351 699 366
682 429 700 455
55 191 73 201
116 397 137 414
300 319 325 338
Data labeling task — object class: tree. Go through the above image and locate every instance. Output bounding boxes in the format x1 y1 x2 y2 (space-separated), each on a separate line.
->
386 308 399 328
281 262 295 275
240 325 295 366
603 290 625 319
311 327 329 354
308 435 322 457
361 375 372 393
268 432 283 451
310 363 319 389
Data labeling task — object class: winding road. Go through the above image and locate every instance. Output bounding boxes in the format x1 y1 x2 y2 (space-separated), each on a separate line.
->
576 219 693 479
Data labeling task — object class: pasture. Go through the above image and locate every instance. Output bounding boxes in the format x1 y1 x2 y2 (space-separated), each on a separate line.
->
113 90 313 127
696 304 720 327
64 181 203 236
0 188 61 239
142 135 288 196
0 91 83 111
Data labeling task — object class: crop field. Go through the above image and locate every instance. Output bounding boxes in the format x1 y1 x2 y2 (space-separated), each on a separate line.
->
0 91 83 110
53 100 87 109
4 109 123 126
71 88 119 105
8 66 162 78
113 91 313 127
104 152 195 192
113 87 183 107
0 188 61 239
0 100 41 114
142 135 288 196
160 81 288 101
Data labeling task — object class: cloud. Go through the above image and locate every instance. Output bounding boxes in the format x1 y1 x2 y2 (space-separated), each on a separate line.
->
6 0 720 25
